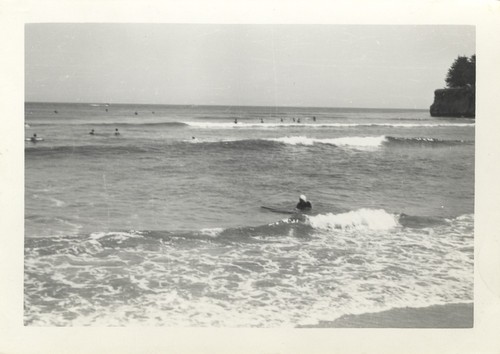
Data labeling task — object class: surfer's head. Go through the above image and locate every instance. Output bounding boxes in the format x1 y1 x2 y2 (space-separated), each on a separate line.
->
299 194 307 202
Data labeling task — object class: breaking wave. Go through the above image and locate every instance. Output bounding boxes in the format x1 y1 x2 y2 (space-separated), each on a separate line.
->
270 136 470 147
25 209 408 248
184 121 475 129
270 135 387 147
307 209 400 231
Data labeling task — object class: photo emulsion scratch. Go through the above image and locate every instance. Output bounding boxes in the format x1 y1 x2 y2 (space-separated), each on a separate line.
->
24 24 475 327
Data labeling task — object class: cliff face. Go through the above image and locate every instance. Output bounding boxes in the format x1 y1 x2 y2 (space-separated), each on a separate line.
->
430 87 475 118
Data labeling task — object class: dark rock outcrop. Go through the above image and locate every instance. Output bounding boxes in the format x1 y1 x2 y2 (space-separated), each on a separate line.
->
430 86 475 118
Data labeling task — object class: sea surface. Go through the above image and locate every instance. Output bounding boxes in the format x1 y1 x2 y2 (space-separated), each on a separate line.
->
24 102 474 326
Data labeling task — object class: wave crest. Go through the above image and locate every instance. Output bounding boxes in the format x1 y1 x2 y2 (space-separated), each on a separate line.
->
307 209 400 231
271 135 387 147
386 136 469 146
184 121 474 129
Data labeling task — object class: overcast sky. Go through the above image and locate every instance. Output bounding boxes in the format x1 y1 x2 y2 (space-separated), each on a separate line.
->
25 24 475 109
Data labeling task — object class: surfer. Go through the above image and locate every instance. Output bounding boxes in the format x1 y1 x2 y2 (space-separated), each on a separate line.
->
89 129 95 135
261 195 311 214
313 116 316 122
296 195 312 210
297 118 301 123
280 118 283 122
234 118 238 124
261 118 264 123
114 128 120 136
30 133 39 143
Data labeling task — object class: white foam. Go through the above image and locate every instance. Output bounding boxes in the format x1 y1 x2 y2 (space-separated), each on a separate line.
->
185 121 309 129
184 121 474 129
330 135 388 147
199 228 224 238
456 214 474 221
271 136 315 146
379 123 474 128
69 239 104 255
88 231 142 241
270 135 387 148
307 208 400 231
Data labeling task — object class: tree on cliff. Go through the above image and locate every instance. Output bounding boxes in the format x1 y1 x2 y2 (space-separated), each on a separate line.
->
445 55 476 88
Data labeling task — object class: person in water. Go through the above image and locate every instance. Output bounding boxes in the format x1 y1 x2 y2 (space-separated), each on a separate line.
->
296 195 312 210
114 128 120 136
89 129 95 135
234 118 238 124
30 133 38 143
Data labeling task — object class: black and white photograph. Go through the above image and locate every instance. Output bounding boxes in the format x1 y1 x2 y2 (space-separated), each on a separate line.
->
23 23 475 327
1 1 500 353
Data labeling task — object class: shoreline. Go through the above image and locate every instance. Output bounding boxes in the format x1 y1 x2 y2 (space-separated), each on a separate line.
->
298 303 473 328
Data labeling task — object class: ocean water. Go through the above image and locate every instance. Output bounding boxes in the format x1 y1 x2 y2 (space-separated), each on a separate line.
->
24 102 474 326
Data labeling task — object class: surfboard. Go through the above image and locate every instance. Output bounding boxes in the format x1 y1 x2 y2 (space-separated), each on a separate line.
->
261 206 297 215
25 137 44 142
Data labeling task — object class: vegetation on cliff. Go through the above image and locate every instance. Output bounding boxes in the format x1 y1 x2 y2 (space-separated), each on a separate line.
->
445 55 475 89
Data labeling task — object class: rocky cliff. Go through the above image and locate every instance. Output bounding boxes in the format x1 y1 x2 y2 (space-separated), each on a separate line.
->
430 86 475 118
